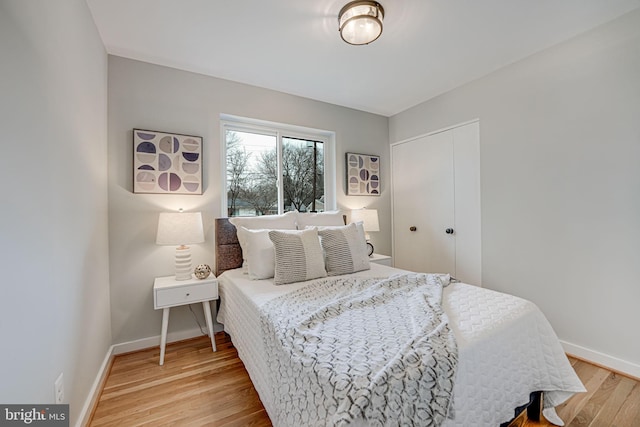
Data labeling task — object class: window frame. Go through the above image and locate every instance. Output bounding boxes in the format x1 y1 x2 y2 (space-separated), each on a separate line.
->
220 114 336 217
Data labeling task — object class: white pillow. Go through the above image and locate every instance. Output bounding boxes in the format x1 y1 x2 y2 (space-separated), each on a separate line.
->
318 222 370 276
229 212 297 271
295 211 344 229
268 229 328 285
228 211 297 231
305 222 366 233
236 228 276 279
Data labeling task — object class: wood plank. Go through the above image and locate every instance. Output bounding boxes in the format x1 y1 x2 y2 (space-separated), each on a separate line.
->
557 360 610 424
590 376 636 427
566 372 619 427
611 382 640 427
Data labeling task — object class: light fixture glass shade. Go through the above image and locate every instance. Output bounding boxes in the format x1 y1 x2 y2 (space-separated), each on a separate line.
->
350 208 380 233
339 1 384 45
156 212 205 280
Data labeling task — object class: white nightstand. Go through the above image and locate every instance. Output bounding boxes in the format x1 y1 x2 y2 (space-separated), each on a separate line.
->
153 274 218 365
370 253 392 266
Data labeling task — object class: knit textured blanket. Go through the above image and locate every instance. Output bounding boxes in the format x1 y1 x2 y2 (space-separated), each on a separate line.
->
260 273 457 427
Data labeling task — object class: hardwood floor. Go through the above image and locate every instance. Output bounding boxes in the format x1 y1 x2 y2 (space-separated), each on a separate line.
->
89 333 640 426
90 333 270 426
552 357 640 427
513 356 640 427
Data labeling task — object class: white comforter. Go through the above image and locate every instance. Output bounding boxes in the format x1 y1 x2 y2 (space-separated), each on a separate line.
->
217 264 585 426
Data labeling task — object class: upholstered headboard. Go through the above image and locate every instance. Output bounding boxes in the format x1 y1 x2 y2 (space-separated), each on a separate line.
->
214 214 349 276
214 218 243 276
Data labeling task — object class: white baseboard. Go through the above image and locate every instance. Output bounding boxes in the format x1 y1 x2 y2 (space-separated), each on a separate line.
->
76 344 114 427
561 340 640 379
113 323 224 355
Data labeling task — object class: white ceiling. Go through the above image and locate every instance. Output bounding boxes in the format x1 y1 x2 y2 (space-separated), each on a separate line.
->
87 0 640 116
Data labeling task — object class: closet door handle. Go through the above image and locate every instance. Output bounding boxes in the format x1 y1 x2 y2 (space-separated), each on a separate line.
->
445 228 454 234
409 226 417 232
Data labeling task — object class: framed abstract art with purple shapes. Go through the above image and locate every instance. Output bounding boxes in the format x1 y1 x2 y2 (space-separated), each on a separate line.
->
346 152 380 196
133 129 202 194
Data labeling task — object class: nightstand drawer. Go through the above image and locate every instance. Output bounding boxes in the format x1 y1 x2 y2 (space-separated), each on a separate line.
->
155 282 217 308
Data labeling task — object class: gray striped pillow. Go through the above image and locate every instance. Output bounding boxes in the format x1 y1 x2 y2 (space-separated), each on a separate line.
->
268 229 327 285
318 223 370 276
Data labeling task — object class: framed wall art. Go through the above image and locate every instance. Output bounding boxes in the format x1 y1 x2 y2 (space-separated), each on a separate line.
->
346 152 380 196
133 129 202 194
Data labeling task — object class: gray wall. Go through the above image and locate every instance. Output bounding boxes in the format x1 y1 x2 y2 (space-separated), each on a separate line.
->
390 10 640 370
0 1 111 424
108 56 390 344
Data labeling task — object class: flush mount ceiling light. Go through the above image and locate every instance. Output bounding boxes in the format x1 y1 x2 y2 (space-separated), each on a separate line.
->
339 1 385 45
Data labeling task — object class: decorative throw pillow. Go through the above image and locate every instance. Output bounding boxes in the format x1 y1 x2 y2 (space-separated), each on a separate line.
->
268 229 327 285
318 222 370 276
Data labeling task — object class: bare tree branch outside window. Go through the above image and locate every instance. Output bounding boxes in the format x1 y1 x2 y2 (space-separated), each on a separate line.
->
225 131 250 216
225 130 324 216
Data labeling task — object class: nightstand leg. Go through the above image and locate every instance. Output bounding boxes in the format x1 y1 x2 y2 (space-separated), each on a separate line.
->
202 301 217 352
159 307 170 365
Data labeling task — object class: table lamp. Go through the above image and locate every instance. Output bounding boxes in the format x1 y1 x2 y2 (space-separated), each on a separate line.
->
350 208 379 256
156 211 205 280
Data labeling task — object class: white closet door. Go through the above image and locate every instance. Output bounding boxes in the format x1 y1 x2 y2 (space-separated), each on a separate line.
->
392 130 455 275
392 121 481 285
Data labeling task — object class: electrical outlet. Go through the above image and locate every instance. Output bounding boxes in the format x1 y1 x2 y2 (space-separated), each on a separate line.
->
54 373 64 404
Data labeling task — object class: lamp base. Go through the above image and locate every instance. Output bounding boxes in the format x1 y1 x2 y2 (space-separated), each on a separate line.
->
175 245 193 280
366 241 374 257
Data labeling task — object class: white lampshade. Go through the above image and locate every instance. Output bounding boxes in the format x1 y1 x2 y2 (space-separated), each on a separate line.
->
156 212 204 246
350 208 379 233
156 212 204 280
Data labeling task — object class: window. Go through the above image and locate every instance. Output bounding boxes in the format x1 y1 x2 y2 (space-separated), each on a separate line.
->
222 116 335 217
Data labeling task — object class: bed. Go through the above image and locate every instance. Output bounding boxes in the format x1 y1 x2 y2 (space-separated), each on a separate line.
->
214 214 585 426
